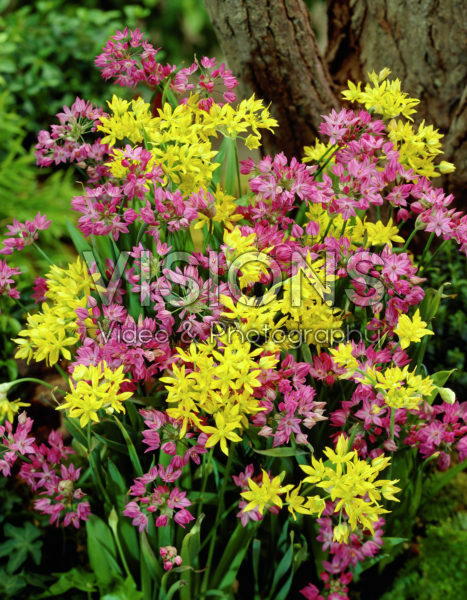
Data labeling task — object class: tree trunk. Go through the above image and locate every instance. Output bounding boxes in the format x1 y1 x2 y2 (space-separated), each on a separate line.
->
327 0 467 197
205 0 466 197
203 0 339 157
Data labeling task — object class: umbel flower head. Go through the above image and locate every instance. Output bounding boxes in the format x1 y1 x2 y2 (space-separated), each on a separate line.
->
14 258 99 366
300 435 400 539
58 362 133 426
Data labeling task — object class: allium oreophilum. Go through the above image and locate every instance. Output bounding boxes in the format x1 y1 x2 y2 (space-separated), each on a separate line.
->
1 28 466 599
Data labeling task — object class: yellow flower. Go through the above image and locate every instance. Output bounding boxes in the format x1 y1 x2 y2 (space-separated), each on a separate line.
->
342 69 419 120
394 309 434 349
200 408 243 455
14 258 97 366
365 219 404 247
329 343 359 375
333 523 351 543
388 119 446 177
366 365 435 410
163 334 275 444
58 362 132 427
241 470 293 515
0 383 30 422
285 485 326 520
300 435 399 534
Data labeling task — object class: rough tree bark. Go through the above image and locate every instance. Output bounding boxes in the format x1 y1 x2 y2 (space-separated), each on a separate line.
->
326 0 466 196
204 0 466 197
203 0 339 156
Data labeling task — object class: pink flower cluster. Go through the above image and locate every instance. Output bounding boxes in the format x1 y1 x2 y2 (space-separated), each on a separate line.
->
122 407 208 532
0 212 51 255
172 56 238 110
0 259 20 303
405 400 467 469
301 501 384 600
240 153 317 229
159 545 182 571
0 412 90 528
95 27 176 88
251 354 327 447
35 97 108 174
313 108 467 253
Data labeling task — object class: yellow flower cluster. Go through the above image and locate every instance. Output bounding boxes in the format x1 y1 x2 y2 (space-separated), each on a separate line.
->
241 472 327 520
300 435 400 540
193 185 243 230
353 217 404 247
342 69 455 177
342 68 419 121
330 342 359 375
330 342 435 410
281 255 342 347
98 96 155 146
364 365 435 411
220 251 343 352
58 362 132 426
14 258 97 366
387 119 451 178
302 141 335 165
161 334 278 454
223 228 272 288
241 470 292 515
99 93 277 195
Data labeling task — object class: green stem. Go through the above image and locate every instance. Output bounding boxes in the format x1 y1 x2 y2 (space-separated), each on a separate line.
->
5 377 66 393
419 231 435 264
197 448 213 519
321 218 334 241
32 242 53 265
111 516 132 579
315 143 338 177
233 140 242 196
420 239 450 272
402 228 418 250
54 364 69 382
201 450 234 593
87 423 112 506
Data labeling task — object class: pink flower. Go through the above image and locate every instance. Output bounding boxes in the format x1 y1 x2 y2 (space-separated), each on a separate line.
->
1 213 51 255
300 583 324 600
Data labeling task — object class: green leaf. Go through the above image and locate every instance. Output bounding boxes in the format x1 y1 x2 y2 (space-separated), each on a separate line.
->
101 576 143 600
211 522 258 590
179 514 204 600
0 522 42 573
223 137 238 196
211 137 228 188
85 514 122 585
427 369 456 403
253 447 307 458
64 416 89 448
107 459 128 503
140 530 163 585
66 218 92 256
422 459 467 501
270 532 294 600
37 568 97 597
114 416 143 477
